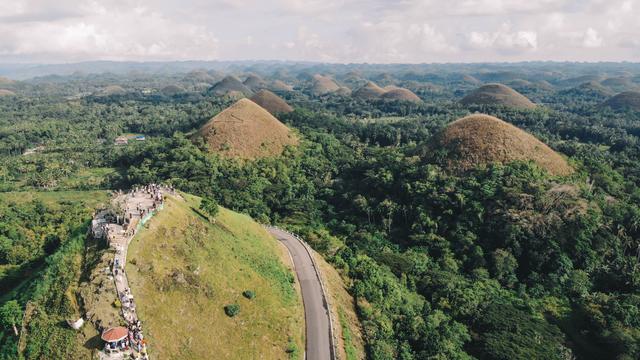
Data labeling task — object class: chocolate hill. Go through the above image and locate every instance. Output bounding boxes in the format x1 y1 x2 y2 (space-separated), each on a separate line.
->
0 89 16 97
209 76 253 96
183 70 217 84
601 77 638 92
460 83 536 109
250 90 293 115
353 82 386 99
310 75 340 95
243 74 267 91
602 91 640 111
269 80 294 92
0 77 15 85
573 81 613 97
381 88 421 103
160 84 186 96
196 98 298 159
430 114 572 176
98 85 126 96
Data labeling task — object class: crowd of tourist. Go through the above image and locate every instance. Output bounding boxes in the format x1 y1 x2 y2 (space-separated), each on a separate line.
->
95 183 175 359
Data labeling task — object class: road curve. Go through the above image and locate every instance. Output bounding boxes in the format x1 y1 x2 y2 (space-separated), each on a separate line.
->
268 227 332 360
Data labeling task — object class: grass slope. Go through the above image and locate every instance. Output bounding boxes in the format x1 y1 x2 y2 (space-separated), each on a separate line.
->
126 194 304 359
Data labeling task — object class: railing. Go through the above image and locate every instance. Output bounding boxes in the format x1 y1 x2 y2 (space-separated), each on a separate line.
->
265 225 338 360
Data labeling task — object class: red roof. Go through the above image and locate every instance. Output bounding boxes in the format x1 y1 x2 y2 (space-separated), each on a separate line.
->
101 326 128 342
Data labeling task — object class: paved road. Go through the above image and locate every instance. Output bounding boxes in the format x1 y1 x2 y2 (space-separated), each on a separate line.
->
268 228 332 360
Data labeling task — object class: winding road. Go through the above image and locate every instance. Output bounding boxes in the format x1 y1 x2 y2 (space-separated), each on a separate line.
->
268 227 333 360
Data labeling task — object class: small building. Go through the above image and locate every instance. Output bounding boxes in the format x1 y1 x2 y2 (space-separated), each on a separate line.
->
102 326 129 354
135 135 146 141
115 136 128 145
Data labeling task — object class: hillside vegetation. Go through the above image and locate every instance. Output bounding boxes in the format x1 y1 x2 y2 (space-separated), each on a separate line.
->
0 191 109 360
126 194 304 359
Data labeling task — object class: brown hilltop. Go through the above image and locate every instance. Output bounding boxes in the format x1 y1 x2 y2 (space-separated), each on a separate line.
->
430 114 572 176
0 77 15 85
601 77 638 92
460 83 536 109
250 90 293 115
461 74 481 85
183 70 216 84
602 91 640 111
196 98 298 159
381 88 421 103
310 75 340 95
335 87 352 96
98 85 126 96
572 81 613 96
269 80 294 92
353 81 386 99
243 74 267 91
0 89 16 97
160 84 186 96
209 76 253 96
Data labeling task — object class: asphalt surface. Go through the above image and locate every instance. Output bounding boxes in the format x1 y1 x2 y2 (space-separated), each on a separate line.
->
268 228 332 360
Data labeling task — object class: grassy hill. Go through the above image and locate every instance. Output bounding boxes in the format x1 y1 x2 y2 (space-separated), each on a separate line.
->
602 91 640 111
196 98 298 159
126 194 304 359
430 114 573 176
460 83 536 109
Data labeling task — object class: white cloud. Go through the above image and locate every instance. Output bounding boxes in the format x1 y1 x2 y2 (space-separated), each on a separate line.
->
583 28 603 48
0 0 638 63
467 25 537 52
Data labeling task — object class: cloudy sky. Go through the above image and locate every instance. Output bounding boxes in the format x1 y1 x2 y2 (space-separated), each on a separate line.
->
1 0 638 64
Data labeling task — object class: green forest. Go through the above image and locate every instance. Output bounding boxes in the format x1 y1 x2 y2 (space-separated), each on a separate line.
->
2 63 640 359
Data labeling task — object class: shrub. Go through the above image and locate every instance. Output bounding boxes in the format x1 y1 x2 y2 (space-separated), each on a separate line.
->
224 304 240 317
285 336 299 358
242 290 256 299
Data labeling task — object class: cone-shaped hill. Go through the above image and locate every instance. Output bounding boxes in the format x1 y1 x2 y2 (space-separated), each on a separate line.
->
570 81 613 97
160 84 186 96
429 114 573 176
310 75 340 95
270 80 294 92
602 91 640 111
0 89 16 97
98 85 126 96
183 70 216 84
0 77 15 85
381 88 421 103
196 98 298 159
460 83 536 109
209 76 253 96
250 90 293 115
243 74 267 91
353 81 386 99
601 77 637 91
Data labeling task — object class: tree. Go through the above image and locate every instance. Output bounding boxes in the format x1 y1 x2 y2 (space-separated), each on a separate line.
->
0 300 22 336
199 197 219 221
